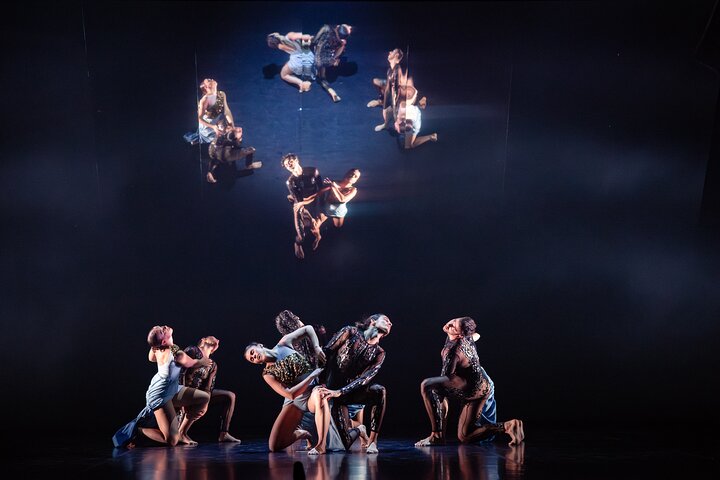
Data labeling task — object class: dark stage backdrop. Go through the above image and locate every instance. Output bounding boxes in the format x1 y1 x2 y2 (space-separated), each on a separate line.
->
2 1 719 442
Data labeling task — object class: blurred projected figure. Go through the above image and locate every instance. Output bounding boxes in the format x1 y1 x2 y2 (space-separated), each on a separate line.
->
184 78 235 145
267 31 316 92
293 169 360 252
368 48 404 132
394 82 437 149
282 153 322 259
312 23 352 102
415 317 525 447
206 126 261 183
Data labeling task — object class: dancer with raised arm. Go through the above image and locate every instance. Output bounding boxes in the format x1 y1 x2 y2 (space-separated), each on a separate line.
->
293 168 361 252
316 314 392 454
112 325 212 448
244 325 333 454
415 317 524 447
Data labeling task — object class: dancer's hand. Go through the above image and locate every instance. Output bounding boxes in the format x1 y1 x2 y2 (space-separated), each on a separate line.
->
314 346 326 363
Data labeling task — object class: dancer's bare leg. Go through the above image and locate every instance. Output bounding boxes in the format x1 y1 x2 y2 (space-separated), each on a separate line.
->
175 387 210 445
268 404 309 452
280 64 305 92
140 401 180 446
311 215 327 251
367 78 384 107
458 399 520 446
332 217 345 228
375 107 393 132
406 133 438 149
307 389 331 454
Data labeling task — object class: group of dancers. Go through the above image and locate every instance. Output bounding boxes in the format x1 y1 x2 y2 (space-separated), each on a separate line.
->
113 312 525 454
181 23 439 255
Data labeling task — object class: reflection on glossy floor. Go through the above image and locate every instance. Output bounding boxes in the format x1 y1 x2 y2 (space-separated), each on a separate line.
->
11 430 718 479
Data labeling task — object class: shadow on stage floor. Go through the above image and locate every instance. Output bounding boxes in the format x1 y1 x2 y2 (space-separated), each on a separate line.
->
8 429 719 479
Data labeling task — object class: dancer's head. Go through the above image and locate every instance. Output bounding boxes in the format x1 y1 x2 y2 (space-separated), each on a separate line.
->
388 48 403 63
200 78 218 95
244 342 267 364
275 310 304 335
356 313 392 338
281 153 302 176
343 168 361 185
227 126 243 142
199 336 220 357
443 317 476 339
147 325 173 349
267 33 281 49
337 24 352 39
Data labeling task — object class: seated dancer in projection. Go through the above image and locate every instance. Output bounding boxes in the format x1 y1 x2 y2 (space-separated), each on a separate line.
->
179 336 241 444
283 153 322 259
206 126 261 183
316 314 392 454
415 317 525 447
312 23 353 102
367 48 404 132
112 325 212 448
244 325 334 454
393 83 436 149
267 31 316 92
293 168 361 252
183 78 235 145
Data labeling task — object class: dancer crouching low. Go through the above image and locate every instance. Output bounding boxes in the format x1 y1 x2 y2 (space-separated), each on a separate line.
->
244 325 333 454
415 317 524 447
316 314 392 454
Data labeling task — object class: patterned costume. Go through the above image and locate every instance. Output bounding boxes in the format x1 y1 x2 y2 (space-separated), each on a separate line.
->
321 326 387 450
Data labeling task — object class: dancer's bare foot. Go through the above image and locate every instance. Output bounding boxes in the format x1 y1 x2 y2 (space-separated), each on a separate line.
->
308 446 326 455
366 441 379 454
247 161 263 169
294 242 305 259
355 425 369 445
328 89 341 102
414 434 445 447
296 429 313 441
374 123 387 132
367 99 382 108
180 434 198 445
206 171 217 183
218 432 241 443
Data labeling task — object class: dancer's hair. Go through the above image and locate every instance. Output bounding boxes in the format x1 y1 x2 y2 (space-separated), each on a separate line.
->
343 168 361 181
338 24 352 39
275 310 302 335
355 313 389 331
456 317 477 337
267 33 281 49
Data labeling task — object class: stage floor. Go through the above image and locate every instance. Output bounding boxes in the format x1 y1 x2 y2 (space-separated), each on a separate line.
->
9 429 719 479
